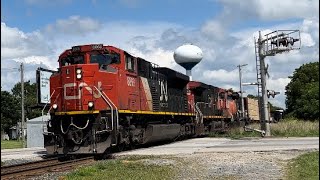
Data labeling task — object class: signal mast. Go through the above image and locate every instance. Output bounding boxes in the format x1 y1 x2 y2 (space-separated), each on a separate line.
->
254 30 301 136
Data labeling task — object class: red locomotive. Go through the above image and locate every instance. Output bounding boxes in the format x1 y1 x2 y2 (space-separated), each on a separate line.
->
44 44 240 156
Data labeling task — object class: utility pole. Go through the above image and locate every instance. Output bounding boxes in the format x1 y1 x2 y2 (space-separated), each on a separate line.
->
237 64 248 119
20 63 25 148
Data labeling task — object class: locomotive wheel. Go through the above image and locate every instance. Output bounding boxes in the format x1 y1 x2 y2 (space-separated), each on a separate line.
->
128 142 136 150
117 143 125 152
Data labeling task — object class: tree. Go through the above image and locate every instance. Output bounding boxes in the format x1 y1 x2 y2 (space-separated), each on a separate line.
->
285 61 319 120
11 81 42 121
247 94 258 99
1 90 20 133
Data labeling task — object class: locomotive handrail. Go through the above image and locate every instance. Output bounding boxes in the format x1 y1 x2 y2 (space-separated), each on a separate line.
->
93 86 119 132
195 102 204 124
41 89 56 116
93 86 114 131
41 89 56 133
101 90 119 131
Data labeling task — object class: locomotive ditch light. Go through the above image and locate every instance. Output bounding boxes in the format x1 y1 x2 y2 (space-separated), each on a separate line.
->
52 104 58 110
88 101 94 109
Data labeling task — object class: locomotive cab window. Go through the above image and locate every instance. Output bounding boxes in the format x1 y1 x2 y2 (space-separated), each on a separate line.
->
227 95 233 100
90 53 120 70
60 55 84 66
125 55 135 72
219 92 225 99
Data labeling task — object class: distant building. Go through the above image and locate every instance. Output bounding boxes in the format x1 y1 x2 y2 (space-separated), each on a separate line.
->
9 122 27 140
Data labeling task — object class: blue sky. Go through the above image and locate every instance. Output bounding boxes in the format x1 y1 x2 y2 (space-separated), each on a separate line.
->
1 0 319 108
2 0 223 31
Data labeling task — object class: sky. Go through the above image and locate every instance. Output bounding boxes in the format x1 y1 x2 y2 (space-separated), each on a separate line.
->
1 0 319 109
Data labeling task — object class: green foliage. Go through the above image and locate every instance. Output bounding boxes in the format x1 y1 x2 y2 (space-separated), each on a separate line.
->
247 94 258 99
1 81 41 134
285 61 319 120
1 91 20 132
11 81 42 120
286 151 319 180
270 119 319 137
209 119 319 138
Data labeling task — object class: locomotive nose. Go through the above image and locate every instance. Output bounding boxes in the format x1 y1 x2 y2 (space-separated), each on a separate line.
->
61 65 88 111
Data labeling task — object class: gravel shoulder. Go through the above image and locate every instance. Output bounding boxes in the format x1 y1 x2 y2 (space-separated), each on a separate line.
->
170 150 312 180
115 149 317 180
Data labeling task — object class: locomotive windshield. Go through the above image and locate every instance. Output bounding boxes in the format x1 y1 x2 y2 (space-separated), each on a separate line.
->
61 55 84 66
90 53 120 69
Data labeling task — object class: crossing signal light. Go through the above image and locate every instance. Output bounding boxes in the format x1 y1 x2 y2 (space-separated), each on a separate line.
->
271 37 299 47
267 90 280 98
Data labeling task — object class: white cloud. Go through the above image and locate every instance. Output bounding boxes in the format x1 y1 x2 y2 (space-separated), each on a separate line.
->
201 20 226 40
267 78 291 94
129 47 176 68
202 69 238 83
1 22 52 60
44 16 102 36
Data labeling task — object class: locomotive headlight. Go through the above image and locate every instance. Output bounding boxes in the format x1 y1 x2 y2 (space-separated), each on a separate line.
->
88 101 94 108
76 68 82 79
76 69 82 74
76 74 82 79
52 104 58 109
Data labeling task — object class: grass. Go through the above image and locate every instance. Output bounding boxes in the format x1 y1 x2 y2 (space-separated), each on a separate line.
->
209 118 319 139
61 157 175 180
285 151 319 180
271 119 319 137
1 140 24 149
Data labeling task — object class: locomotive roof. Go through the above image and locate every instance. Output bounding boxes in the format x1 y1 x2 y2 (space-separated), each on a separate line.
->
188 81 220 90
155 67 189 82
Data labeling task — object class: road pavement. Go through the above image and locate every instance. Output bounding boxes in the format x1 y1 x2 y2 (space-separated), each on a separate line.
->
116 137 319 156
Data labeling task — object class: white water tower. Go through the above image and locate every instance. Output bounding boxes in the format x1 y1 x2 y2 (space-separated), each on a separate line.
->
173 44 203 81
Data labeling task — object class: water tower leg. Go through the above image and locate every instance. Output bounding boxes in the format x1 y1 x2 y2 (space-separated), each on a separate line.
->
186 69 192 81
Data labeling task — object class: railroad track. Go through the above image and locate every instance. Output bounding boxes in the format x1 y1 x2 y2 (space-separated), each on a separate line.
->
1 156 95 180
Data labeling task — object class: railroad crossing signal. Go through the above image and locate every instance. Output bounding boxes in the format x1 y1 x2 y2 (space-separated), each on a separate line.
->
255 30 300 137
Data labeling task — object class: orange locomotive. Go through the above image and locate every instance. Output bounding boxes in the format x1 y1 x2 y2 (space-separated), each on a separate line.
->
44 44 240 156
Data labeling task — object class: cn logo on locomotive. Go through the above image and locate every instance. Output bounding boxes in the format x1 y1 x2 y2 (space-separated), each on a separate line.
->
160 80 168 102
64 81 102 100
